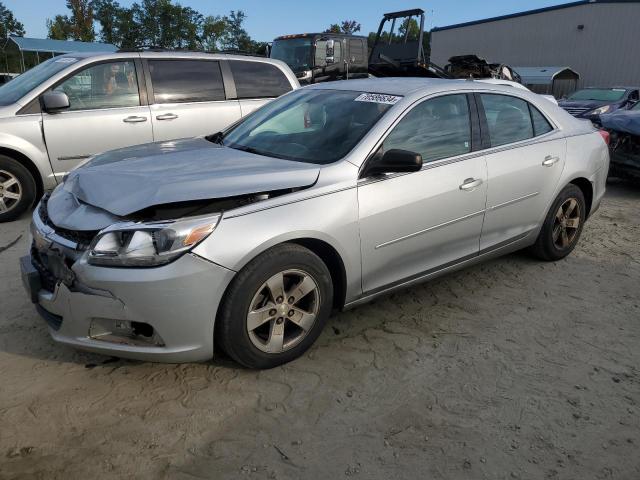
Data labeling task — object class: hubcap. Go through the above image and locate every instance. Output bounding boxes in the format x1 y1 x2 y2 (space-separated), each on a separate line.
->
246 269 320 354
0 170 22 213
553 197 581 249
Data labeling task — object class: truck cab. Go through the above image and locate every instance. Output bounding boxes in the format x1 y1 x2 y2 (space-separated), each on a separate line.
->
270 33 368 84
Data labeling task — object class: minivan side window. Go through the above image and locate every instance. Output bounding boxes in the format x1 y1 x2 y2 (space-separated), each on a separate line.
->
228 60 292 99
480 94 534 147
53 60 139 111
149 60 225 104
382 94 472 163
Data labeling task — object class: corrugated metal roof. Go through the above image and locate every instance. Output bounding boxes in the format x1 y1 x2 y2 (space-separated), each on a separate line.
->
8 36 117 53
431 0 640 32
513 66 580 85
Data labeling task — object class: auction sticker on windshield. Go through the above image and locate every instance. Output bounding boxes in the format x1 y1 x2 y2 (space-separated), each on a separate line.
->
355 93 402 105
54 58 78 63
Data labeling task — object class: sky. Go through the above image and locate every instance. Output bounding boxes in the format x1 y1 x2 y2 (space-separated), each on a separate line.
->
4 0 574 42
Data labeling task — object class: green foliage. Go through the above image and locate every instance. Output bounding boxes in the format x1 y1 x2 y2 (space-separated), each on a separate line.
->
324 20 361 35
46 0 95 42
0 1 25 38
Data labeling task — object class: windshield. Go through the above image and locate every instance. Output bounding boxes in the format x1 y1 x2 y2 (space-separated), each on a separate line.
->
0 56 79 106
632 101 640 111
271 38 313 72
222 89 397 164
568 88 627 102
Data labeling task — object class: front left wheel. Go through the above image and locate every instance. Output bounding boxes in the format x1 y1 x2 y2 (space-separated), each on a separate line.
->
216 243 334 369
0 155 37 223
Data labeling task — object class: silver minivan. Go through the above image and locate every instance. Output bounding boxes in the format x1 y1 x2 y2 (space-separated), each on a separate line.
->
0 51 299 222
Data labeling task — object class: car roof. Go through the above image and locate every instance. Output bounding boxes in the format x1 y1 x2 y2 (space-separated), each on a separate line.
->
308 77 523 96
55 50 279 63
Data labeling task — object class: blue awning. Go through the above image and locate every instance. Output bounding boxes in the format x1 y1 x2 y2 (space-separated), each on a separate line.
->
7 36 117 54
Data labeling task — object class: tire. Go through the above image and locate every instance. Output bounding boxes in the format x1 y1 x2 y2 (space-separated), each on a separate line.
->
216 243 333 369
530 184 586 261
0 155 37 223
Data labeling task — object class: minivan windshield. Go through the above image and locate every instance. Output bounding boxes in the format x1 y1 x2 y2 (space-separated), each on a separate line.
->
567 88 627 102
270 38 313 72
0 56 78 106
221 89 397 164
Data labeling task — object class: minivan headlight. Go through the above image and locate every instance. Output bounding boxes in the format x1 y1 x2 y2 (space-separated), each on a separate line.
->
87 214 221 267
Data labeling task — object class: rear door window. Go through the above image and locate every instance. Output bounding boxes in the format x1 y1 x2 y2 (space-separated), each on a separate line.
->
529 105 553 136
148 60 225 104
229 60 292 99
480 94 534 147
349 39 365 63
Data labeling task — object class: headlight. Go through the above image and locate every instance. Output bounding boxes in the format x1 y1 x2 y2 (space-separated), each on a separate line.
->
88 214 221 267
589 105 611 115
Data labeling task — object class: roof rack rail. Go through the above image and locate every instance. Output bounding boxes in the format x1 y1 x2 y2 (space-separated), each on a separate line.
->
219 49 265 57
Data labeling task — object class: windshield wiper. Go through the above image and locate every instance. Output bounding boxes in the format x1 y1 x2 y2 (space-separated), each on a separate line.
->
206 131 225 145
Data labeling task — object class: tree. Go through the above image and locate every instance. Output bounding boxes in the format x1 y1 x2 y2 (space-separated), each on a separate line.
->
46 0 95 41
47 15 72 40
200 15 227 51
67 0 95 41
93 0 141 48
0 1 25 38
325 20 361 35
221 10 251 51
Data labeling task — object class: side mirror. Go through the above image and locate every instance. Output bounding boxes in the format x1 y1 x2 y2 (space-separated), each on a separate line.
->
41 91 70 113
363 149 423 177
325 39 335 65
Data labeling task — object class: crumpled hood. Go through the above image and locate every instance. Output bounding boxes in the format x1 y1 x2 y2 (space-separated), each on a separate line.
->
60 137 320 217
600 109 640 136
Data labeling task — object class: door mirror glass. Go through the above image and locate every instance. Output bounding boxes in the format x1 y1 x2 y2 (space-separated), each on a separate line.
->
315 40 327 67
364 149 423 177
41 91 70 113
325 39 335 64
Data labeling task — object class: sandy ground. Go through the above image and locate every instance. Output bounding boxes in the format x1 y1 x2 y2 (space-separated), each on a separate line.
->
0 180 639 480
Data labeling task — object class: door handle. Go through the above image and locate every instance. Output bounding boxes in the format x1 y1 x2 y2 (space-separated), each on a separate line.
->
156 113 178 121
542 155 560 167
459 178 483 191
123 115 147 123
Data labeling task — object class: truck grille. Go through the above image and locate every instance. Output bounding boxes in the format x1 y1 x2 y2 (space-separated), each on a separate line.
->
562 106 590 116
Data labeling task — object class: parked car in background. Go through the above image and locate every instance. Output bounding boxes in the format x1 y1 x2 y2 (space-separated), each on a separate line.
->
600 101 640 180
22 78 609 369
558 86 639 120
0 51 299 222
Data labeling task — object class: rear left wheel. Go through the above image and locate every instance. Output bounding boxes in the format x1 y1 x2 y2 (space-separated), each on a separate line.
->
530 184 586 261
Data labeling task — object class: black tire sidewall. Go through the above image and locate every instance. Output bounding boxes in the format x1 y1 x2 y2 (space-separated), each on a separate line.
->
0 155 37 222
217 244 334 369
535 184 586 261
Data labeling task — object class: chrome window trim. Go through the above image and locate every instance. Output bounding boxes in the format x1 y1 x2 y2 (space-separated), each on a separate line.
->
358 89 562 182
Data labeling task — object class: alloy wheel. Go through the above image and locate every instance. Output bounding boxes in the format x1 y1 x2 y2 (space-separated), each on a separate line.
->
0 170 22 213
246 269 320 354
552 197 581 249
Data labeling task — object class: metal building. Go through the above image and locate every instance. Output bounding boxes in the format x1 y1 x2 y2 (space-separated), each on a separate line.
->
430 0 640 92
1 36 117 75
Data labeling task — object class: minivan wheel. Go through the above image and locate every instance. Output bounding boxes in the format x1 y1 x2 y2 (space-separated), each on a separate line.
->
0 155 37 223
216 243 333 369
530 184 586 261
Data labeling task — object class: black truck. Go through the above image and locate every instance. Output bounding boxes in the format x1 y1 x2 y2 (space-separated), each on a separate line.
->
271 9 518 84
270 33 369 84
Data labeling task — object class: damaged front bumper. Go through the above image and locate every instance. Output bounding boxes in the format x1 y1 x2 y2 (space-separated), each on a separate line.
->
22 206 236 362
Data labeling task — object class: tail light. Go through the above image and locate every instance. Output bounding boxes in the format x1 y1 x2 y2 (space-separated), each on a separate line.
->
598 130 610 145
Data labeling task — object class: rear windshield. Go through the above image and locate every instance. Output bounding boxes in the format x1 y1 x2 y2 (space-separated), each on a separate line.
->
270 38 313 72
568 88 626 102
222 89 398 164
0 56 79 106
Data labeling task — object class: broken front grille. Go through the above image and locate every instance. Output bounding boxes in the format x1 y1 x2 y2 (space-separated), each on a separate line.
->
38 199 98 248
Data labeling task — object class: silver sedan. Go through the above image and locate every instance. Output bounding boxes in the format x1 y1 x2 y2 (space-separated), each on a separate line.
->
22 78 609 368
